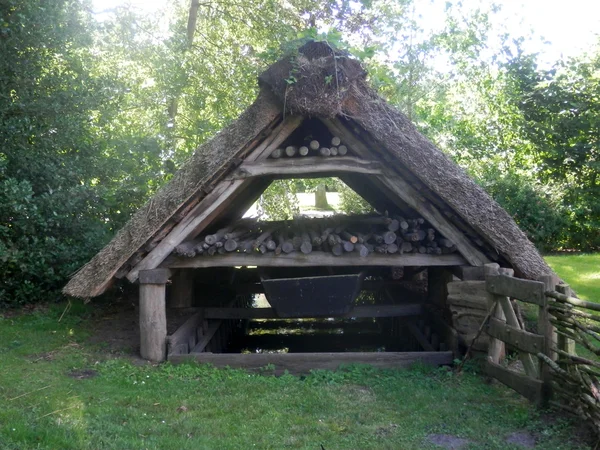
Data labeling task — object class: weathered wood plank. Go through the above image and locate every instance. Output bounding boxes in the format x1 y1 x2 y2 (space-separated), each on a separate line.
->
166 311 204 356
163 252 467 269
486 318 545 356
126 116 303 283
169 351 454 374
486 275 546 306
199 304 423 319
486 360 544 404
447 295 489 311
191 320 222 353
139 283 167 362
406 323 435 351
447 280 488 297
453 265 485 281
230 156 383 179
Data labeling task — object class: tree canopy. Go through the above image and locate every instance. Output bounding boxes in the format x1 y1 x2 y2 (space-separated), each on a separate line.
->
1 0 598 306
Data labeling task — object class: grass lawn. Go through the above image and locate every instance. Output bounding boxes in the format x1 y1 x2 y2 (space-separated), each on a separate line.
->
545 253 600 301
0 304 590 450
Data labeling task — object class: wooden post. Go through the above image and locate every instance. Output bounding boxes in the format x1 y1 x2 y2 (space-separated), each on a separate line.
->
556 284 576 356
484 263 505 363
139 269 170 362
538 274 558 405
169 270 194 308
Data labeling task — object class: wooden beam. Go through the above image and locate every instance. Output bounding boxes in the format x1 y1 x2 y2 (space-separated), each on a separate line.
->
169 351 454 374
321 118 490 267
486 360 544 405
406 323 435 351
191 320 222 353
486 275 546 306
377 175 489 267
163 252 467 269
229 156 383 180
486 318 545 356
166 311 204 356
127 116 304 283
198 303 423 319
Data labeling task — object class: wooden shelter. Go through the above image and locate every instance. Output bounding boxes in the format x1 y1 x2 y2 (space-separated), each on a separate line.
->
64 41 556 369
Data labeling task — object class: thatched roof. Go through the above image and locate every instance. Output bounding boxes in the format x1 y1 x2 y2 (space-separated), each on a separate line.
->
64 41 552 298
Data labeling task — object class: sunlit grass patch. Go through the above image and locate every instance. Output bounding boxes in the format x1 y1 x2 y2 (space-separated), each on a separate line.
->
545 253 600 301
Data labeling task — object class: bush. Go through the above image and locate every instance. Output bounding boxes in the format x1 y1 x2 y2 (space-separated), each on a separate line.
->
476 171 568 252
0 178 112 307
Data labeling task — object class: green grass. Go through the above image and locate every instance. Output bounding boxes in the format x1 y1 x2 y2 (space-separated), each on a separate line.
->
0 305 588 449
545 253 600 301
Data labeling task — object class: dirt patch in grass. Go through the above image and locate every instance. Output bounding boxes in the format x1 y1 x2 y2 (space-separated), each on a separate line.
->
67 368 98 379
426 434 473 449
86 298 192 356
505 431 536 448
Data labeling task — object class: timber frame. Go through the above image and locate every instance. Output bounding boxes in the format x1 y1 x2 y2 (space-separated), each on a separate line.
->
64 41 559 378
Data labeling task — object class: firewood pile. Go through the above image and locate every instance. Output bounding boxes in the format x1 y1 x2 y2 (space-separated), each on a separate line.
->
173 214 458 258
269 136 349 158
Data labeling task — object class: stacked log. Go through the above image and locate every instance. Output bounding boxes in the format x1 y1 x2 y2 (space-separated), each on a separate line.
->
269 135 350 159
174 214 458 259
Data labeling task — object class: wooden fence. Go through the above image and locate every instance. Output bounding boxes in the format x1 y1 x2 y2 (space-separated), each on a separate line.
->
482 263 600 435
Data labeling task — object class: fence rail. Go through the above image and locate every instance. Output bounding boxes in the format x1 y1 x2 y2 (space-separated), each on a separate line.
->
481 263 599 435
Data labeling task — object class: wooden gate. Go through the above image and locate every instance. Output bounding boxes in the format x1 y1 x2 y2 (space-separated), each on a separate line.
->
483 263 553 405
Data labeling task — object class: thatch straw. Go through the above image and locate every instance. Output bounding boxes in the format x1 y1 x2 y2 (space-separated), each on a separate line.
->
63 88 281 298
64 41 553 298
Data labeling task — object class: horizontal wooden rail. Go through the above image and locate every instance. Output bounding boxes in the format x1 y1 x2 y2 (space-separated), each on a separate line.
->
169 351 454 374
163 252 467 269
486 275 546 305
198 304 423 319
486 317 545 355
486 360 544 405
229 156 383 179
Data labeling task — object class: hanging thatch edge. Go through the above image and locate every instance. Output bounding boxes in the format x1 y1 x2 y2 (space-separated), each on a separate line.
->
63 87 281 298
